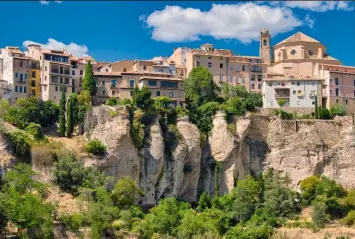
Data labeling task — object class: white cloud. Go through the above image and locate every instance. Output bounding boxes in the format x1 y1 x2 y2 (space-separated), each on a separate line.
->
39 0 62 5
141 3 303 43
271 1 354 12
304 14 315 28
23 38 89 57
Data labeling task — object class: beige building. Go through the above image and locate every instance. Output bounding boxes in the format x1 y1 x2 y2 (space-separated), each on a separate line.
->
170 43 267 92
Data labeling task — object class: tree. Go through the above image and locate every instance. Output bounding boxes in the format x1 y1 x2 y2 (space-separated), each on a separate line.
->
184 66 220 108
59 87 66 137
312 200 328 228
196 192 212 212
224 97 246 116
77 90 92 106
245 92 263 111
154 96 173 114
132 86 154 111
330 104 346 116
106 98 118 106
112 176 144 208
41 100 60 126
66 93 78 137
82 61 97 98
277 99 287 109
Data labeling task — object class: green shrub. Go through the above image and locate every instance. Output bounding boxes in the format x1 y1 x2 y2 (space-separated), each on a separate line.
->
330 104 346 116
106 98 118 106
340 210 355 226
176 106 189 118
312 200 328 229
245 92 263 111
85 139 107 155
60 213 86 232
130 110 145 148
26 123 44 140
7 130 31 160
300 176 321 205
224 97 246 116
317 107 331 120
119 98 133 106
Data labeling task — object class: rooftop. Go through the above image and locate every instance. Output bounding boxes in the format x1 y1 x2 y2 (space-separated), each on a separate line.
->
275 32 321 47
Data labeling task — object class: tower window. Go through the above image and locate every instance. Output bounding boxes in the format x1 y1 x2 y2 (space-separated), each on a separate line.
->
263 39 267 46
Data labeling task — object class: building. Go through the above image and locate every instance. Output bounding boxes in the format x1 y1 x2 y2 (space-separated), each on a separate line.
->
29 59 40 97
262 79 321 110
169 43 267 92
0 46 31 103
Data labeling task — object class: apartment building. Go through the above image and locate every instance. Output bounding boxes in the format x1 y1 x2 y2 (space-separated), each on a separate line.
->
29 59 40 97
0 47 31 103
170 43 267 92
262 79 321 110
93 72 122 104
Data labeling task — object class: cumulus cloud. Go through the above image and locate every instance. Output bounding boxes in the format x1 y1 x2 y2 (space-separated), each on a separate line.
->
271 1 354 12
23 38 89 57
39 0 62 5
141 3 303 43
304 14 315 28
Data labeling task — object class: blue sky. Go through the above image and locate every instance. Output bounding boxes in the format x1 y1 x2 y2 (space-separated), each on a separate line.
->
1 1 354 65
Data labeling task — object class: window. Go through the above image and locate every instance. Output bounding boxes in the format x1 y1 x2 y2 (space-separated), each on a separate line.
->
20 74 23 81
19 86 22 93
336 99 339 104
208 56 212 59
251 75 255 81
55 86 58 91
220 63 223 68
208 62 212 68
102 90 105 95
45 76 47 81
242 78 246 84
161 81 178 89
72 70 75 75
346 99 348 104
258 75 262 81
15 72 18 78
111 79 117 87
64 78 69 84
123 68 127 72
229 65 233 71
196 62 200 66
297 82 300 86
219 75 223 82
258 84 262 90
112 90 116 95
80 70 83 75
293 90 296 95
242 65 245 71
45 66 47 71
101 80 105 86
156 91 160 97
308 50 313 56
335 77 339 85
235 65 240 71
290 49 296 55
31 90 35 96
353 79 355 87
20 61 23 67
130 91 133 96
32 71 36 78
251 84 255 89
169 92 174 98
64 87 67 93
336 88 339 96
31 80 36 87
230 76 233 83
130 80 135 88
263 39 267 46
60 67 63 74
23 87 27 94
15 86 18 92
148 80 157 86
143 65 147 71
24 74 27 79
235 76 239 83
60 78 63 84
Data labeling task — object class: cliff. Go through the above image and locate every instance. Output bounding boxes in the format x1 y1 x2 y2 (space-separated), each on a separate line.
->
70 106 355 204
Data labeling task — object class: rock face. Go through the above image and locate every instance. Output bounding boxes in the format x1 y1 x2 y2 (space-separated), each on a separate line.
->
84 105 355 205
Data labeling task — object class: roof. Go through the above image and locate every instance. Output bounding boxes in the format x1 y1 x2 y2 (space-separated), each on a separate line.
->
324 64 355 69
42 49 71 57
275 32 321 47
93 72 122 77
264 78 322 82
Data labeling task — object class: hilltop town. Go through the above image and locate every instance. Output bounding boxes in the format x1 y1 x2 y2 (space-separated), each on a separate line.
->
1 29 354 114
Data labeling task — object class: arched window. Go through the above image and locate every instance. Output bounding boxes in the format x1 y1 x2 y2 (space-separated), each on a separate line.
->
263 39 267 46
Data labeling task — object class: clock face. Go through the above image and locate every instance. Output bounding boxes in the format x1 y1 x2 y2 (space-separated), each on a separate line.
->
291 49 296 55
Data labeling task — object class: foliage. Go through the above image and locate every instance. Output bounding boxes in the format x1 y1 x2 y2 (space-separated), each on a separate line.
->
214 162 222 196
176 106 189 117
195 102 220 136
300 176 321 205
154 96 173 114
130 109 145 148
106 97 118 106
184 66 220 108
245 93 263 111
315 177 346 199
7 130 31 160
60 213 86 232
197 192 212 212
112 176 144 209
224 97 246 116
59 87 66 137
26 122 44 140
77 104 88 123
222 84 249 100
272 109 294 119
77 90 92 106
317 107 331 120
66 93 79 137
133 86 154 111
85 139 107 155
119 98 133 106
277 99 287 108
340 210 355 226
330 104 346 116
82 61 97 97
42 100 60 126
312 200 328 229
224 223 273 239
0 98 10 118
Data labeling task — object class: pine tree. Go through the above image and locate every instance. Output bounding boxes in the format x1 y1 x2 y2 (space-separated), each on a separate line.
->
66 93 78 138
82 61 97 98
58 87 66 137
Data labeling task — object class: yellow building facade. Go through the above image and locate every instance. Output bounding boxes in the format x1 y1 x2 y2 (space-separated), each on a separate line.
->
29 60 40 97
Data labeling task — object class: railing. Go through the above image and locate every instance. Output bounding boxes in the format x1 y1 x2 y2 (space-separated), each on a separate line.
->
275 94 290 98
111 84 117 88
251 69 262 72
51 79 59 84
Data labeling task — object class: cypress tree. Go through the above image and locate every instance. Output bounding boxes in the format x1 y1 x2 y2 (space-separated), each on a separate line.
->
58 87 66 137
82 61 97 98
66 93 78 138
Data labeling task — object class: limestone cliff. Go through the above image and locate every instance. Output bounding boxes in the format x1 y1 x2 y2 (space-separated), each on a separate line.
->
83 106 355 205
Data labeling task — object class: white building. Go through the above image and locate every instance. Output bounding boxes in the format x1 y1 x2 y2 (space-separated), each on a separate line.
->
262 79 321 109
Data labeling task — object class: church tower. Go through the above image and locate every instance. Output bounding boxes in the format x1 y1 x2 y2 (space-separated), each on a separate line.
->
260 28 271 65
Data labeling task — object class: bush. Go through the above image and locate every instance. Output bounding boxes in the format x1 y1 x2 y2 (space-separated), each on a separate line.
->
85 139 107 155
224 97 246 116
112 177 144 209
330 104 346 116
312 200 328 229
300 176 321 205
340 210 355 226
60 213 86 232
176 106 189 118
26 123 44 140
245 93 263 111
119 98 133 106
317 107 331 120
7 130 31 160
106 98 118 106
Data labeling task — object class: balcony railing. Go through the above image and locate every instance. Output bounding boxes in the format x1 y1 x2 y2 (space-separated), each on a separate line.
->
111 84 117 88
275 94 290 98
251 69 262 72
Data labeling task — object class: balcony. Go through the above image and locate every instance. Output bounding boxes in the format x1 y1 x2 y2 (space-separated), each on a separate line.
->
251 69 262 73
275 93 290 98
275 89 290 98
30 64 40 70
111 84 117 88
51 68 59 74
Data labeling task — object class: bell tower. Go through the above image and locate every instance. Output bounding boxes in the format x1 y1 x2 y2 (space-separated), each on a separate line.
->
260 28 271 65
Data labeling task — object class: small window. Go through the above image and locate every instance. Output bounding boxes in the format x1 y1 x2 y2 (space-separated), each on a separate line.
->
102 90 105 95
196 62 200 66
208 56 212 59
55 86 58 91
336 88 339 96
32 71 36 78
229 65 233 71
169 92 173 98
101 80 105 86
123 68 127 72
72 70 75 75
335 78 339 85
346 99 348 104
308 50 313 56
20 61 23 67
297 82 300 86
208 62 212 68
156 91 160 97
290 49 296 55
24 87 27 94
251 75 255 81
251 84 255 89
293 90 296 95
353 79 355 87
148 80 157 86
15 72 18 78
45 76 47 81
80 70 83 75
15 86 18 92
112 90 115 95
263 39 267 46
45 66 47 71
143 65 147 71
220 63 223 69
336 99 339 104
19 86 22 93
312 101 315 105
242 65 245 71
